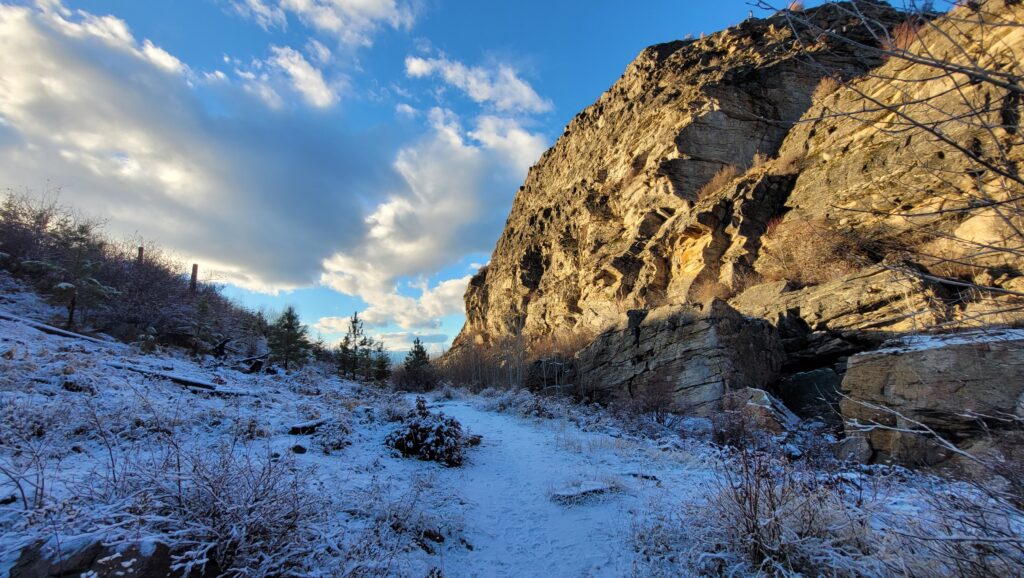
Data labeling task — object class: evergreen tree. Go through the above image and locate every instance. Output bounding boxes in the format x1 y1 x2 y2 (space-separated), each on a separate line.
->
268 306 312 371
402 337 437 391
335 335 354 378
333 310 393 383
311 334 334 364
372 341 391 382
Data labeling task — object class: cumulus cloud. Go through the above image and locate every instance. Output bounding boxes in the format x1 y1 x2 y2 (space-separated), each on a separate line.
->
404 56 552 114
268 45 339 108
1 2 549 333
319 108 546 329
469 115 548 175
0 3 396 292
142 40 187 74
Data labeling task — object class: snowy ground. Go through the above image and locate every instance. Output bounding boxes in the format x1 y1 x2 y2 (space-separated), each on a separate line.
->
2 274 1021 577
414 401 713 577
0 276 720 577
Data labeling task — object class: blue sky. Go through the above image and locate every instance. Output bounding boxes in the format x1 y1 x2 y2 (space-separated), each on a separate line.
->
0 0 791 352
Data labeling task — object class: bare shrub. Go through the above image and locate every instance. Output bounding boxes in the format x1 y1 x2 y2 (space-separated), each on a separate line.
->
812 75 841 100
0 192 264 351
635 448 890 576
610 377 682 434
882 20 921 54
526 328 596 392
0 398 70 510
437 337 505 392
711 393 769 449
385 397 468 467
751 152 772 168
768 147 805 175
696 165 739 200
756 217 870 286
845 404 1024 574
114 443 325 578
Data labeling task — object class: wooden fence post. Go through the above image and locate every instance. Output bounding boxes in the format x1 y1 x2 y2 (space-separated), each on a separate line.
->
190 263 199 294
137 246 144 264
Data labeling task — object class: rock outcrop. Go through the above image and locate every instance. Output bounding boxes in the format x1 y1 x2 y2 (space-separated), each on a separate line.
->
576 300 784 414
449 0 1024 460
839 329 1024 464
453 2 901 351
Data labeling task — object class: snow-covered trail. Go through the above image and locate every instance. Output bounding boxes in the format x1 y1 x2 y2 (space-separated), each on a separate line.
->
427 401 704 578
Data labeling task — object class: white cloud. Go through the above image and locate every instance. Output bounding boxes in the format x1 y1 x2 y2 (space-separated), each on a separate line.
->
142 40 186 74
395 102 418 118
268 45 339 108
0 3 396 292
33 2 188 78
1 2 550 333
315 273 470 332
469 115 546 174
375 331 448 353
305 38 332 63
230 0 287 30
232 0 416 46
313 315 354 334
405 56 552 114
203 70 229 83
319 107 546 329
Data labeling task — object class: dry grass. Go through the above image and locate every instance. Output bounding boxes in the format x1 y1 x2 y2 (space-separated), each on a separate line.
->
755 217 870 286
751 152 772 168
883 20 921 53
768 148 805 176
812 76 841 101
697 165 739 200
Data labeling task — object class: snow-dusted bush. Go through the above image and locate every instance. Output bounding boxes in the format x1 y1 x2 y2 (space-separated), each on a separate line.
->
379 395 412 423
343 474 457 576
313 417 353 454
386 398 467 467
634 448 897 576
108 442 326 578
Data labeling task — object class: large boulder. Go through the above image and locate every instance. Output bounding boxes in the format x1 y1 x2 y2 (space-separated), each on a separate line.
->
10 541 206 578
576 300 784 415
839 328 1024 464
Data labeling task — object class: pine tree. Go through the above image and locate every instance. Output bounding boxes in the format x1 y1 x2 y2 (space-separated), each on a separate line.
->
336 335 354 378
403 337 437 391
373 341 391 382
268 306 312 371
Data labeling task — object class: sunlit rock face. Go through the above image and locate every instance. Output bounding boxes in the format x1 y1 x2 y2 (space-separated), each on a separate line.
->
451 1 1024 453
453 2 901 351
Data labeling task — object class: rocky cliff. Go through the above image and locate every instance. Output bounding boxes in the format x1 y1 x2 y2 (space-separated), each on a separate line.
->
454 1 902 348
450 0 1024 461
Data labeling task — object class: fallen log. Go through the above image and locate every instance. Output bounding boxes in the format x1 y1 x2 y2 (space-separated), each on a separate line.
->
105 362 245 396
0 310 117 346
288 419 327 435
